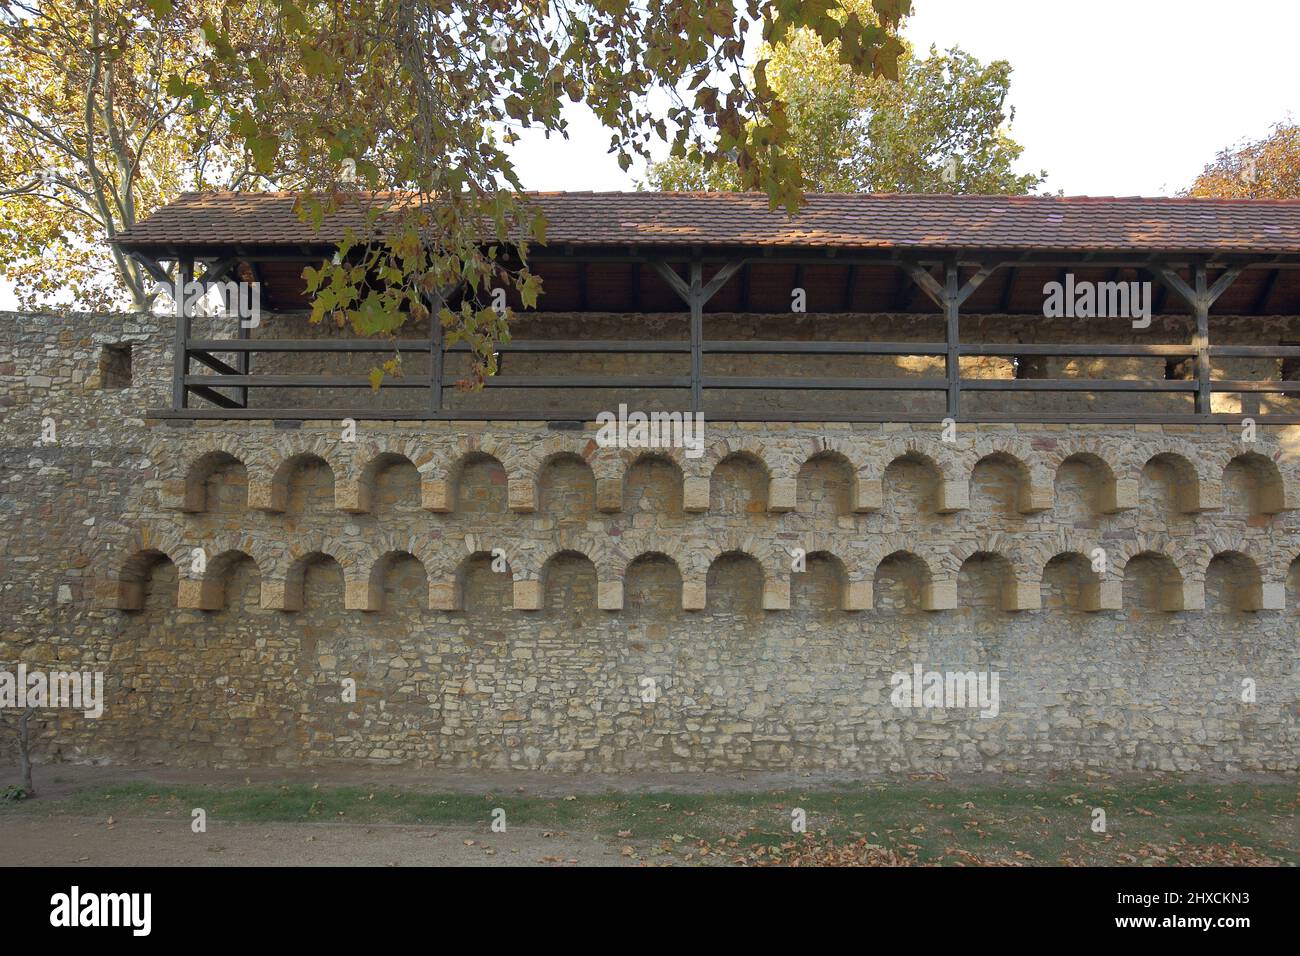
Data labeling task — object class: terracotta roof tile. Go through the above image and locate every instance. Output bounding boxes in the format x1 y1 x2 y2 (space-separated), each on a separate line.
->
112 190 1300 254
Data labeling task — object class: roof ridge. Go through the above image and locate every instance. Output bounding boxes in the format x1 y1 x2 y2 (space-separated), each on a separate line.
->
113 190 1300 254
167 189 1300 205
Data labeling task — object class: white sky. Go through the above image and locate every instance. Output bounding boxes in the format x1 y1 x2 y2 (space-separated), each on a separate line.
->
3 0 1297 310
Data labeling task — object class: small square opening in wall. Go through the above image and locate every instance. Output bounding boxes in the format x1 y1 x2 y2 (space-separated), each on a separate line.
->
99 343 132 389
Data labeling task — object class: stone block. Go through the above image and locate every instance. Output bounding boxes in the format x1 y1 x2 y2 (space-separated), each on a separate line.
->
513 579 542 610
428 580 459 611
1257 582 1285 611
421 478 452 512
598 580 623 611
843 579 873 611
1101 477 1138 513
334 479 367 514
1001 579 1040 612
595 477 623 513
345 579 378 611
1017 482 1054 514
853 477 882 512
683 476 710 512
247 476 282 513
1184 479 1222 513
1082 579 1122 612
762 578 790 610
767 477 797 513
507 478 536 513
936 479 968 513
922 578 958 611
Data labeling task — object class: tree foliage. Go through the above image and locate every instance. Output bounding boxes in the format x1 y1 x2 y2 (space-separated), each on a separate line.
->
0 0 240 311
648 3 1042 195
1185 122 1300 200
2 0 911 383
187 0 911 383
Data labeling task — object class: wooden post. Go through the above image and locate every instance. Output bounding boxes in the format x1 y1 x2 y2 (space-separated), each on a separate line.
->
944 261 961 419
238 260 257 409
651 258 745 415
237 295 250 410
904 259 997 422
173 258 193 410
1193 263 1211 414
689 259 703 413
429 292 445 415
426 281 461 416
1155 262 1243 418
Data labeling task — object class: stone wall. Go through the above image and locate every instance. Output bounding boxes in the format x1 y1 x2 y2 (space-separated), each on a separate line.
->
1 310 1297 773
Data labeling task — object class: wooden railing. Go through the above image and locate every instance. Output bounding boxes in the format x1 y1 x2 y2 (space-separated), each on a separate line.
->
157 256 1300 424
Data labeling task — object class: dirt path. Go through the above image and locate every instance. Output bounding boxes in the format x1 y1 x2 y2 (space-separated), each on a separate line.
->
0 815 644 866
4 765 1293 867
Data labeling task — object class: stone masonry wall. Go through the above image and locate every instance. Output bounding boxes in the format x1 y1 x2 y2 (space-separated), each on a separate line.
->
1 310 1297 773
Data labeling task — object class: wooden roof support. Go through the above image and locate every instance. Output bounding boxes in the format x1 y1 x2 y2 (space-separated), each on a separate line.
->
1254 268 1281 314
652 257 745 411
905 259 1001 418
130 251 172 288
998 267 1018 312
1154 262 1244 414
197 258 237 286
422 280 464 414
841 263 857 313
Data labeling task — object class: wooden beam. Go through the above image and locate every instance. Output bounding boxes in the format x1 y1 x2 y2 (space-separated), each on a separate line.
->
1155 262 1243 414
944 261 961 417
197 258 237 286
147 406 1300 425
1253 268 1280 314
998 267 1018 312
425 281 462 414
1193 264 1213 415
173 258 193 410
246 260 273 312
650 260 691 301
905 264 946 310
904 260 1002 418
189 351 241 376
690 259 703 412
893 267 912 311
701 259 745 304
1155 266 1196 307
1208 265 1244 305
132 252 172 288
186 384 242 409
955 262 998 307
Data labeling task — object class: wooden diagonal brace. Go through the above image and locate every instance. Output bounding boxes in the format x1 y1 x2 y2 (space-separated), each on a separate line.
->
131 252 172 288
651 260 692 303
700 260 746 304
905 264 945 309
955 263 998 307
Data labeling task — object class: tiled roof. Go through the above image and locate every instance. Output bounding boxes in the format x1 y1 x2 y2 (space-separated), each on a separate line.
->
112 190 1300 254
